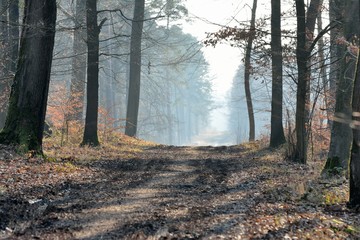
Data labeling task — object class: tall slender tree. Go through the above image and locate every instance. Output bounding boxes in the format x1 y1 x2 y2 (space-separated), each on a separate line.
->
269 0 286 148
304 0 323 116
329 0 343 93
294 0 308 163
0 0 57 154
349 0 360 205
317 9 330 125
125 0 145 137
293 0 323 164
349 47 360 206
0 0 20 130
69 0 87 122
0 1 9 128
82 0 106 146
244 0 257 142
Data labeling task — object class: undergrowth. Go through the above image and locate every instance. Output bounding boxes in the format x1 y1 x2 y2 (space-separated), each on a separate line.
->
43 128 157 161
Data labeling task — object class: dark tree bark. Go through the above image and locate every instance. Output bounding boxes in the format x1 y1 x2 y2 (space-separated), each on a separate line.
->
305 0 323 40
349 0 360 203
269 0 286 148
294 0 308 164
0 0 56 154
8 0 19 75
326 0 345 136
325 0 359 174
293 0 323 164
244 0 257 142
81 0 104 146
0 1 9 128
0 0 20 130
125 0 145 137
69 0 87 122
349 48 360 207
304 0 323 116
329 0 344 94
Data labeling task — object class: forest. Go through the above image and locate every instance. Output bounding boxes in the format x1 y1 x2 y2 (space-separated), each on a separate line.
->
0 0 360 239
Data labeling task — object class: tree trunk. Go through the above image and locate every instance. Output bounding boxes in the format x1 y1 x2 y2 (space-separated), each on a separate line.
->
329 0 344 108
105 23 115 128
270 0 286 148
82 0 102 146
0 0 56 154
293 0 323 164
317 10 330 125
8 0 19 73
325 0 359 174
125 0 145 137
294 0 308 164
305 0 323 40
0 0 20 130
0 1 19 130
244 0 257 142
305 0 323 117
0 2 9 129
69 0 87 122
349 48 360 207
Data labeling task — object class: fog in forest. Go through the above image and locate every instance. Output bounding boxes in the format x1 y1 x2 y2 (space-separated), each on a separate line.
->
0 0 284 146
47 0 274 146
168 0 273 146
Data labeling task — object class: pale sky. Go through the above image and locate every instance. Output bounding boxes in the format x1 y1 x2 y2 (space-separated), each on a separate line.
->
181 0 246 98
180 0 254 134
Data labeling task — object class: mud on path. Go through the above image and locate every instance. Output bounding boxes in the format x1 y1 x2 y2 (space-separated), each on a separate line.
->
1 143 359 239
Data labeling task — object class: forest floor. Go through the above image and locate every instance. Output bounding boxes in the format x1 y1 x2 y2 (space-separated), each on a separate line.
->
0 137 360 239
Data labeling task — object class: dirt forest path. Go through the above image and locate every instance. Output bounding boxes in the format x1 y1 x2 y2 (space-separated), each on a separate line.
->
1 143 360 239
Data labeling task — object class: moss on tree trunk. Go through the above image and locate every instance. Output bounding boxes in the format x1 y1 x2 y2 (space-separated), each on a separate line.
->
0 0 57 155
322 157 344 176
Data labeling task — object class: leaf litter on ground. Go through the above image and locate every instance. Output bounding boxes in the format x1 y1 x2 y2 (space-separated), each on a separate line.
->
0 138 359 239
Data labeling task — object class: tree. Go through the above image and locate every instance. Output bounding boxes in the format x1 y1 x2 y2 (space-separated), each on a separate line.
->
244 0 258 142
317 8 330 125
0 0 20 130
81 0 106 146
294 0 308 163
324 0 359 173
8 0 19 74
228 66 248 144
125 0 145 137
0 0 57 154
349 47 360 207
269 0 286 148
328 0 344 102
69 0 87 122
0 1 9 128
134 23 212 145
348 0 360 205
293 0 323 164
